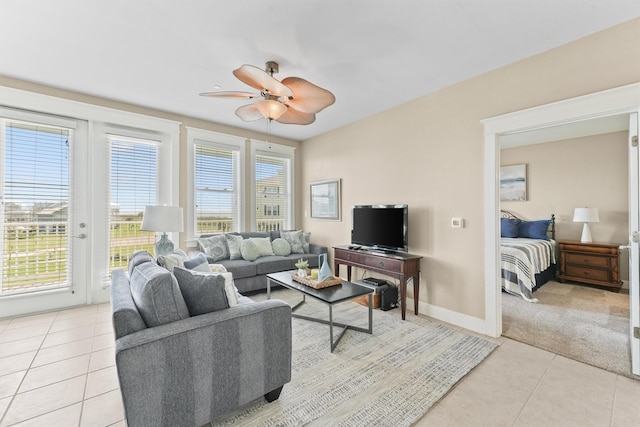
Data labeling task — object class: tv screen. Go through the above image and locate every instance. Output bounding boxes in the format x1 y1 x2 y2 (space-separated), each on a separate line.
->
351 205 408 252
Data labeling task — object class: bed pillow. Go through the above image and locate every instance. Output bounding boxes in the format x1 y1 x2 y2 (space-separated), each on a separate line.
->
518 220 551 240
500 218 520 238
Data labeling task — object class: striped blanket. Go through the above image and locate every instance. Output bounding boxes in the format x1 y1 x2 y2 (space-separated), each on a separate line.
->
501 238 555 303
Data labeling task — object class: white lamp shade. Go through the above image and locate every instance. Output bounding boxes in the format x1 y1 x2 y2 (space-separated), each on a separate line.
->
141 206 184 232
573 208 599 223
254 99 287 120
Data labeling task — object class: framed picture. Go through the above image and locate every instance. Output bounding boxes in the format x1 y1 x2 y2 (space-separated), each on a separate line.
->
310 179 341 220
500 164 527 201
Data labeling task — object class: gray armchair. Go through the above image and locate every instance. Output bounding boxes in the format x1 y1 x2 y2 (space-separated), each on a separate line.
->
111 255 292 427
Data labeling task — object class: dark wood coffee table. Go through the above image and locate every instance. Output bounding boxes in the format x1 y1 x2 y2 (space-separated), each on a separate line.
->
266 270 373 352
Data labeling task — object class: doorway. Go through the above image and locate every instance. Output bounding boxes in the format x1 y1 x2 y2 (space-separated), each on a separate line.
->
482 83 640 375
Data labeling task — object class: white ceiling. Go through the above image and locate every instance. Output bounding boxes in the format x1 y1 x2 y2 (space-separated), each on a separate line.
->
1 1 638 141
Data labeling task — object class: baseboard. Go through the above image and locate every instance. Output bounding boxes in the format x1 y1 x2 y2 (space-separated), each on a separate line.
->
408 297 489 336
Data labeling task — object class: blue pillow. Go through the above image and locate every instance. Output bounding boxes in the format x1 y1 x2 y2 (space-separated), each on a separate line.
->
184 253 208 269
500 218 520 238
518 220 551 240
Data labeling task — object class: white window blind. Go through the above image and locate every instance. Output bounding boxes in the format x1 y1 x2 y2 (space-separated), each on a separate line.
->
108 136 158 271
194 142 240 234
255 151 291 231
1 120 72 294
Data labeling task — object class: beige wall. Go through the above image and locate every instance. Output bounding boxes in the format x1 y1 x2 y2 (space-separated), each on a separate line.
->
300 18 640 320
501 132 629 244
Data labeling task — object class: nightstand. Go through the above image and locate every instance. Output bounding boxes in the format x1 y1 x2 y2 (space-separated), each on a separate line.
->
557 241 622 291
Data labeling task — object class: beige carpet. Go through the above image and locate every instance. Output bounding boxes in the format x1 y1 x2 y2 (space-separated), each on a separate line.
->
502 280 636 378
212 288 497 427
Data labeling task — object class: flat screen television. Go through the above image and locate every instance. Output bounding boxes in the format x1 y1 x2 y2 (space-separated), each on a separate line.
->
351 204 408 253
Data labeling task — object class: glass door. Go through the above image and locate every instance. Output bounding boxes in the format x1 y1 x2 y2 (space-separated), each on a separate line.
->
0 111 89 317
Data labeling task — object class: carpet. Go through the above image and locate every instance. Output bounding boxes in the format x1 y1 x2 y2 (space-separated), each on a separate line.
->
212 288 497 426
502 280 636 378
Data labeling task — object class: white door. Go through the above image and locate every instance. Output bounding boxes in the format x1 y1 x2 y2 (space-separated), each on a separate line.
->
0 109 89 318
629 111 640 376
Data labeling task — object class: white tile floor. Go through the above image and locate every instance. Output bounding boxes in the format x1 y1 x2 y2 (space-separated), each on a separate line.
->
1 304 638 427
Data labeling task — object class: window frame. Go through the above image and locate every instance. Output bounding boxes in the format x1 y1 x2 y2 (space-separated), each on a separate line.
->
186 127 245 244
251 140 295 232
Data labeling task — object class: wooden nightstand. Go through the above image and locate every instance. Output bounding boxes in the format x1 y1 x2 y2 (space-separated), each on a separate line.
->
557 241 622 291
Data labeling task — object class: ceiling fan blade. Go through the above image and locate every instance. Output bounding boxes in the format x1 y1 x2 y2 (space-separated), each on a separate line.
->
276 106 316 125
199 91 258 99
281 77 336 114
233 64 293 98
235 104 264 122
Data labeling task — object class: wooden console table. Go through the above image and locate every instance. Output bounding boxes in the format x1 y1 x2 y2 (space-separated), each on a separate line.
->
333 246 422 320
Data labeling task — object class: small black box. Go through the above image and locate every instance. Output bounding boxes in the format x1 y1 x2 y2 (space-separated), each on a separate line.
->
380 283 398 311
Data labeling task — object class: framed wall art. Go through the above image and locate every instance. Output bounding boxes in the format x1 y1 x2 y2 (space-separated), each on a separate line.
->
500 164 527 201
310 179 341 220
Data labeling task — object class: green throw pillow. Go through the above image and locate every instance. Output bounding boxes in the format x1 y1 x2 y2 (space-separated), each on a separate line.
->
251 237 275 256
240 239 260 261
272 238 291 256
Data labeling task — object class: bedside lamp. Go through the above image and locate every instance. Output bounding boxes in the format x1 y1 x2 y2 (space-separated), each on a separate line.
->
573 207 599 243
141 205 183 256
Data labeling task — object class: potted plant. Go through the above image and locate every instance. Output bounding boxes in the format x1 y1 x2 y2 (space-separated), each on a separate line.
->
295 259 309 277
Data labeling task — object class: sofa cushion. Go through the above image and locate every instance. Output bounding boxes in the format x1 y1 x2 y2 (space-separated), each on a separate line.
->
225 234 244 260
128 250 156 277
272 238 291 256
173 267 230 316
240 239 260 261
217 259 257 279
197 234 229 262
254 256 293 275
281 230 304 254
129 261 190 327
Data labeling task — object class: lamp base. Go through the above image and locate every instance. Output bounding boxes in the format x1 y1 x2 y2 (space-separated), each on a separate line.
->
580 223 593 243
155 233 175 256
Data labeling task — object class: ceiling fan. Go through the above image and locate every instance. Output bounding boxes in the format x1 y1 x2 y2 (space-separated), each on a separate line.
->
199 61 335 125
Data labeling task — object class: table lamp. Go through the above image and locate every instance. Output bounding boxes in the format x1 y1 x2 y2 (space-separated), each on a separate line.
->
573 207 599 243
141 205 184 256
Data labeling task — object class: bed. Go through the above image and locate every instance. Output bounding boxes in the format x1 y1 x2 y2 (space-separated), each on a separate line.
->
500 210 556 303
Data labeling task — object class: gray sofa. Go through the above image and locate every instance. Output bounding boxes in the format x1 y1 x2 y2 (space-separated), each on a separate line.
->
190 231 328 294
111 251 292 427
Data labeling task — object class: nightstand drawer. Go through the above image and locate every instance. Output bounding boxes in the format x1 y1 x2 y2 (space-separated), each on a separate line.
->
565 253 609 268
565 265 609 282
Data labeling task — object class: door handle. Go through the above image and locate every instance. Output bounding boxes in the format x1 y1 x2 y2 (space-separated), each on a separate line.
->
75 233 87 239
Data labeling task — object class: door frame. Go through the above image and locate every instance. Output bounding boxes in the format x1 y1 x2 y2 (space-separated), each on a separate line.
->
482 82 640 341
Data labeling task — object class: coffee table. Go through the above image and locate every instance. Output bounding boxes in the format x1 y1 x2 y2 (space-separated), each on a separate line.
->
266 270 373 352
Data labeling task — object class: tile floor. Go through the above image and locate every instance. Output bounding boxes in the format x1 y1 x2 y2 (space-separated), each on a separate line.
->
1 304 639 427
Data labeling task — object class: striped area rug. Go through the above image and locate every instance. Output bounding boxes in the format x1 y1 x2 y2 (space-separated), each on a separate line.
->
213 288 497 426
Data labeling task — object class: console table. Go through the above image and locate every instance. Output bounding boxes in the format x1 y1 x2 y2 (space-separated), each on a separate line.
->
333 246 422 320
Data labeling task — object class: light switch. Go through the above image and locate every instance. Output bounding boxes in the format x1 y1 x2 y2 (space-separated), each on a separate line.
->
451 217 464 228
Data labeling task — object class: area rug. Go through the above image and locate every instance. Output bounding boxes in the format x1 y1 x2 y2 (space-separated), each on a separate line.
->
212 288 497 426
502 281 637 378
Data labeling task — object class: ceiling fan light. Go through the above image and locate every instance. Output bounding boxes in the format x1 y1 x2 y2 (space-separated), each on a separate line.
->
255 99 287 120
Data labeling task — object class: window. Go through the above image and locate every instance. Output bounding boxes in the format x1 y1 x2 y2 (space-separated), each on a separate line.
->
253 141 294 231
108 135 158 270
0 119 73 294
187 128 244 238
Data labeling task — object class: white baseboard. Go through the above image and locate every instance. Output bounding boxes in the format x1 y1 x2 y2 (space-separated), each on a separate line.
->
408 297 489 336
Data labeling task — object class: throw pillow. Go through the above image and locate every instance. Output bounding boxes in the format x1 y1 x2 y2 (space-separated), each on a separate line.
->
500 218 520 238
183 253 211 272
240 239 260 261
215 271 239 307
197 234 229 262
281 230 304 254
272 238 291 256
302 231 311 253
225 234 244 260
157 249 188 272
518 220 551 240
251 237 275 257
129 261 190 327
173 267 229 316
209 264 227 273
